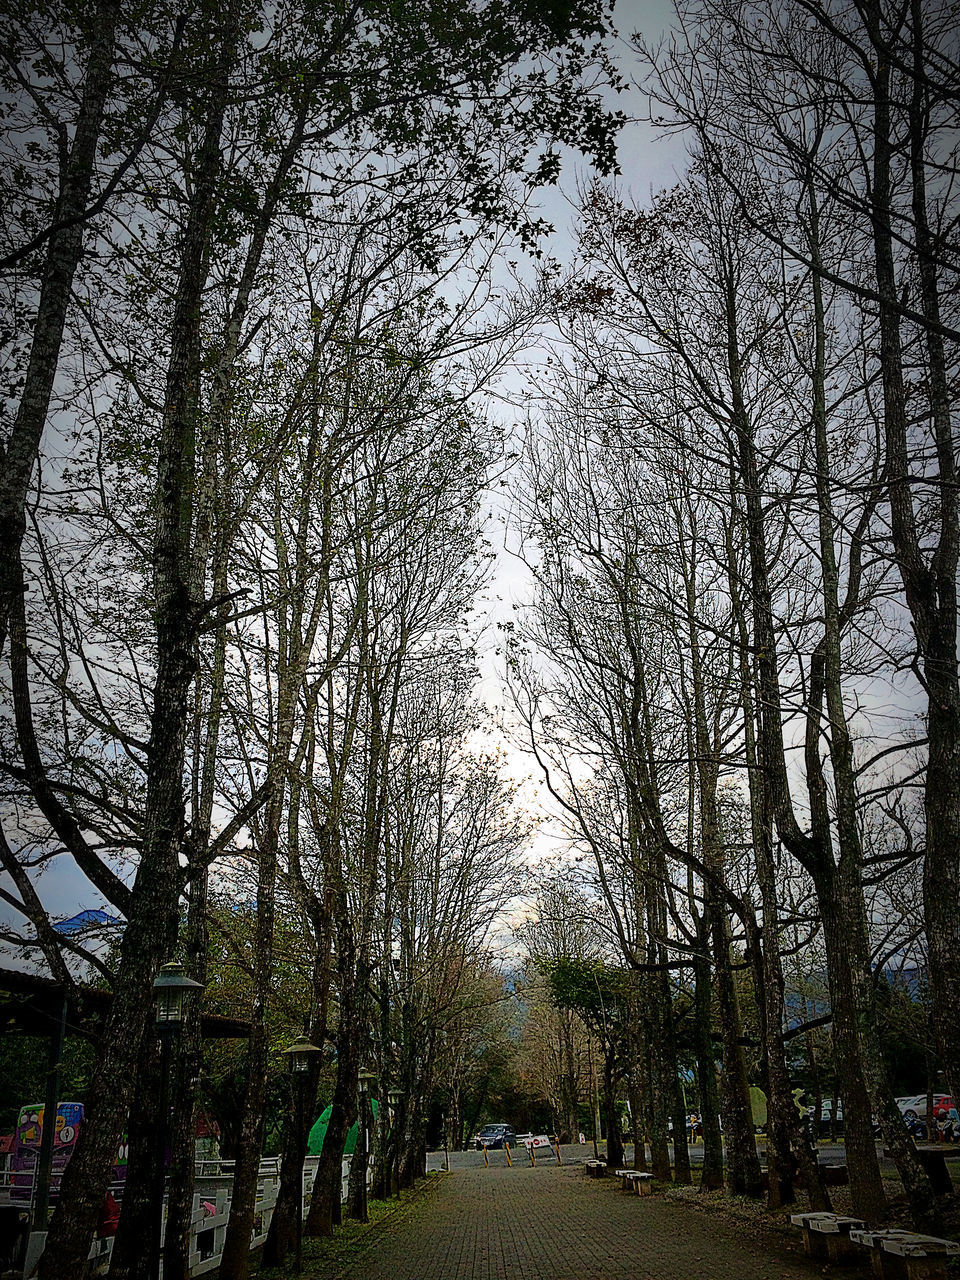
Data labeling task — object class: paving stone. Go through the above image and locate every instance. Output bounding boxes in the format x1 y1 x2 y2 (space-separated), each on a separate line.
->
310 1161 873 1279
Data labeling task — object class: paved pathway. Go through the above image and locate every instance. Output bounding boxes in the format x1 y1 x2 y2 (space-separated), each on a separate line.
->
314 1161 871 1280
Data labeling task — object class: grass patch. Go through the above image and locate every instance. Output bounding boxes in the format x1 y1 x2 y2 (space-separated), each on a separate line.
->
255 1180 439 1279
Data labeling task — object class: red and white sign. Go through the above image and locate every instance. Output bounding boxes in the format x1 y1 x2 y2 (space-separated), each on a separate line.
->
522 1134 551 1149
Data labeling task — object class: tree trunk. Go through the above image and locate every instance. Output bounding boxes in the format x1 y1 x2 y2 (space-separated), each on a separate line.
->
712 915 762 1197
560 1011 580 1144
347 1091 375 1218
106 1040 160 1280
682 534 761 1197
370 1091 391 1202
217 823 279 1278
36 25 233 1276
733 547 812 1209
628 1076 648 1172
263 914 332 1264
0 1 118 658
305 942 361 1237
398 1100 423 1189
161 875 208 1280
658 970 691 1184
36 848 183 1277
645 977 672 1181
815 871 887 1219
264 1059 319 1263
669 1069 692 1185
691 932 724 1190
883 0 960 1110
726 305 890 1220
601 1049 624 1170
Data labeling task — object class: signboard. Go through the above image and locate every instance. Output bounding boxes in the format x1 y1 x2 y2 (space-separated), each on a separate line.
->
11 1102 83 1198
10 1103 127 1201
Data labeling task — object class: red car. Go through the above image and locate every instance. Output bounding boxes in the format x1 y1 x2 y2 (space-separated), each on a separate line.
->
933 1096 955 1121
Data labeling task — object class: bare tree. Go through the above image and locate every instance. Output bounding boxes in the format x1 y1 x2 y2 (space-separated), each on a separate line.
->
543 147 934 1219
640 0 960 1127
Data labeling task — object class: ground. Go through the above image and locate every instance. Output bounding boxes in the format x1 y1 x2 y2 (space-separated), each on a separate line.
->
277 1155 874 1280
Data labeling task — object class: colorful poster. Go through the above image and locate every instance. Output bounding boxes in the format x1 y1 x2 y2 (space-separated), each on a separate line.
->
13 1102 83 1163
11 1102 84 1199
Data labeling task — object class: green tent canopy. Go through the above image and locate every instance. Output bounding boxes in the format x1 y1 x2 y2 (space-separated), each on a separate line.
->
308 1098 379 1156
749 1087 767 1129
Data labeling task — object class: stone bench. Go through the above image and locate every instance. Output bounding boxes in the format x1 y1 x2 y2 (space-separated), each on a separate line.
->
621 1171 654 1196
584 1160 606 1178
817 1161 850 1186
790 1211 865 1262
850 1227 960 1280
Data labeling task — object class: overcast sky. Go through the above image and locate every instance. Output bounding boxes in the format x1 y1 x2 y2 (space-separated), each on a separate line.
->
474 0 696 943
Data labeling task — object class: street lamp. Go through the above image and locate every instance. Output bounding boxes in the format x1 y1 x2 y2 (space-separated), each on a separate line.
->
150 962 203 1280
154 961 203 1025
357 1069 377 1223
282 1036 322 1274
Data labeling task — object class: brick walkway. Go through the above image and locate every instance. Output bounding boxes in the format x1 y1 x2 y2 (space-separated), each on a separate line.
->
312 1162 871 1280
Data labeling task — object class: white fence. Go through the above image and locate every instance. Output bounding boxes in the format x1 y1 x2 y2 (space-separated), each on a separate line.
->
2 1154 361 1278
182 1154 356 1277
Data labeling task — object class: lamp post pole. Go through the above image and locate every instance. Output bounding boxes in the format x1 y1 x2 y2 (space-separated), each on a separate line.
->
357 1069 376 1224
150 962 203 1280
282 1036 322 1275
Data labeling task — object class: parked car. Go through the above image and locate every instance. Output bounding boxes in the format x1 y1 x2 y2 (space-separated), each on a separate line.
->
898 1094 949 1121
474 1124 517 1150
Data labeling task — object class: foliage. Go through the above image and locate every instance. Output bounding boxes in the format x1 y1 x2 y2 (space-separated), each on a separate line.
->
0 1030 95 1133
539 956 633 1046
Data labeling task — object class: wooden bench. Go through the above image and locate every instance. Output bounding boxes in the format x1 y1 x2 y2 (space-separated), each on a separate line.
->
790 1211 865 1262
849 1227 960 1280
